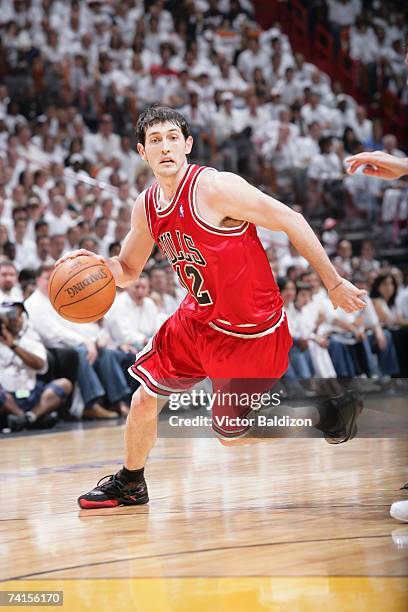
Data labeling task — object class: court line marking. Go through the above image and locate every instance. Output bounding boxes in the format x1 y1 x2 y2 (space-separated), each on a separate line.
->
0 503 393 522
0 500 395 522
1 534 399 582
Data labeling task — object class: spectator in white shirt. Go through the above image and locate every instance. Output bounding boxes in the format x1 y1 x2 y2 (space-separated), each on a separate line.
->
25 265 124 420
293 53 316 85
333 239 353 279
104 274 161 351
0 261 23 302
293 121 321 169
308 137 344 181
13 218 36 270
93 216 114 259
213 59 249 96
181 92 213 161
308 70 334 106
273 67 302 106
347 106 373 146
327 0 362 53
44 196 75 235
24 235 55 270
327 0 362 28
301 92 332 133
307 136 345 216
149 266 178 320
349 17 379 65
213 92 243 172
87 114 121 165
278 243 309 277
118 135 145 185
382 134 406 158
0 302 72 432
237 36 270 82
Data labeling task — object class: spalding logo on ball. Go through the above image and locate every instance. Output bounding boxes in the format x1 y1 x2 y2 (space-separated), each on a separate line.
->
48 254 116 323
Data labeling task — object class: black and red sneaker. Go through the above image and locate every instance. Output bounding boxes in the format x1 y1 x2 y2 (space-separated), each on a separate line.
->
316 389 364 444
78 472 149 509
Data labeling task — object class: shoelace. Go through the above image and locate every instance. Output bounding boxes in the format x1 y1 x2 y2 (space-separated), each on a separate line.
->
96 474 122 493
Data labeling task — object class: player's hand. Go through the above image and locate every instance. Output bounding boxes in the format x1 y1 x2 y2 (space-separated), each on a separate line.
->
328 278 367 313
345 151 408 180
55 249 106 267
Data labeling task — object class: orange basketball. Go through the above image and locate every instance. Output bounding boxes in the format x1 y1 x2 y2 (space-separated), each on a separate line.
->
48 255 116 323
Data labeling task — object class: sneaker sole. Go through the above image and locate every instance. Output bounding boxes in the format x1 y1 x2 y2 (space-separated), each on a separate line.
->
78 494 149 509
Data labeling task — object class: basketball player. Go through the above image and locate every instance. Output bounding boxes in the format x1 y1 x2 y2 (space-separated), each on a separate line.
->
57 106 367 509
346 149 408 523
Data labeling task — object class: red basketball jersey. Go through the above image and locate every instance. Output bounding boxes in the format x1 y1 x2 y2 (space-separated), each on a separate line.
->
144 164 284 336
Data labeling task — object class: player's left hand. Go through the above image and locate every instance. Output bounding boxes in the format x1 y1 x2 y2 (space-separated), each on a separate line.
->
328 278 367 312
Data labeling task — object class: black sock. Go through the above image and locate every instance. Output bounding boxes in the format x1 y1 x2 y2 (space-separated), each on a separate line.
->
119 466 144 484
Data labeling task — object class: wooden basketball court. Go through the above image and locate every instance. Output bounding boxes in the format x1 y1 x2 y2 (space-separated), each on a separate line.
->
1 396 407 611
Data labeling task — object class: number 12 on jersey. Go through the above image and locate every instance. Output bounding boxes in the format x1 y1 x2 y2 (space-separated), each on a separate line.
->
175 264 213 306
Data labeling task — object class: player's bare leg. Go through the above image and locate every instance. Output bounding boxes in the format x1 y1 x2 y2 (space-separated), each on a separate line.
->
124 387 165 469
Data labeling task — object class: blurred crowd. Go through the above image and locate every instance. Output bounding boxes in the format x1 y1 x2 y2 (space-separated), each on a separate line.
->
323 0 407 100
0 0 407 432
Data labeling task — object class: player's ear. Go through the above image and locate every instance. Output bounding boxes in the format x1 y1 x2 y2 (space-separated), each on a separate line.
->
137 143 146 160
185 135 193 155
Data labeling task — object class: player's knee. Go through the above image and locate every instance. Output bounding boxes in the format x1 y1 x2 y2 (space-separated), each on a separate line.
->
129 388 158 422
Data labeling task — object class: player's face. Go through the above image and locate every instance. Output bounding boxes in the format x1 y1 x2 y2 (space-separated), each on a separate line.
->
137 122 193 177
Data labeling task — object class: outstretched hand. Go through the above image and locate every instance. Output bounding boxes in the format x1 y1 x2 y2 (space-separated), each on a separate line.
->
345 151 408 180
328 278 367 313
55 249 106 268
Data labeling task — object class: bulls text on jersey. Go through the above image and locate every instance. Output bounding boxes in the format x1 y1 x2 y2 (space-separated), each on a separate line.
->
158 230 213 306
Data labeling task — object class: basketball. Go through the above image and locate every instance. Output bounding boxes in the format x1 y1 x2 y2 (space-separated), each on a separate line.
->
48 255 116 323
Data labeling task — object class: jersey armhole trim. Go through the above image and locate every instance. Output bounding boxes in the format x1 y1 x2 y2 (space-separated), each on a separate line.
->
143 187 155 240
189 167 250 236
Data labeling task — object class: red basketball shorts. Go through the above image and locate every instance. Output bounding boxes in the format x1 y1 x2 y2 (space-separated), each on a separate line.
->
129 307 293 437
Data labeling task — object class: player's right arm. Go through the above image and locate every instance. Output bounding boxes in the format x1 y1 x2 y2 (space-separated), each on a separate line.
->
345 151 408 180
55 193 154 288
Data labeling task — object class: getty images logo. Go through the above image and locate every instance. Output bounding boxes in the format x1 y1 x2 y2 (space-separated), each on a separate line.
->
65 268 108 298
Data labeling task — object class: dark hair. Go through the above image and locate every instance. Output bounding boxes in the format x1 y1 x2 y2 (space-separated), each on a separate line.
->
319 136 332 153
18 268 36 284
95 216 107 227
136 105 190 146
286 265 298 278
276 277 295 292
3 241 15 259
299 270 315 282
36 263 54 278
296 282 312 295
370 273 397 307
108 241 121 256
